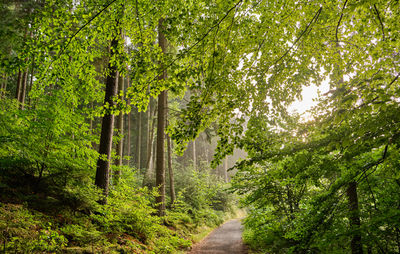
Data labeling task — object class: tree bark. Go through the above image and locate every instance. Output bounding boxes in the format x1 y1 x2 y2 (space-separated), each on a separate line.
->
193 140 197 171
155 18 167 216
136 111 142 169
224 156 228 182
95 34 119 204
26 54 35 107
146 99 152 167
167 133 175 205
156 90 166 216
142 103 157 187
347 181 363 254
126 75 131 166
19 68 28 109
113 74 124 180
15 70 23 100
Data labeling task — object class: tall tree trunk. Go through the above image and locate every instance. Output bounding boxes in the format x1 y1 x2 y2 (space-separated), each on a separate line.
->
15 70 23 100
113 74 124 180
167 133 175 205
151 130 157 172
16 27 29 103
126 75 131 166
166 98 175 205
142 104 157 187
19 68 28 109
155 18 167 216
136 111 142 169
192 140 197 171
347 181 363 254
224 156 228 182
26 54 35 107
146 99 152 164
145 98 154 169
95 34 119 204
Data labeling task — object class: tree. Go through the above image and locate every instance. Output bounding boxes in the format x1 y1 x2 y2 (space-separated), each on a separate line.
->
114 73 125 179
135 110 142 169
167 133 175 205
155 17 167 216
95 32 120 203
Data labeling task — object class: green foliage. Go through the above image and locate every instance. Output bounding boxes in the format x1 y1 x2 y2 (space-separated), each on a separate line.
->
0 204 67 253
233 101 400 253
0 163 236 253
173 163 236 222
60 223 102 245
8 0 400 253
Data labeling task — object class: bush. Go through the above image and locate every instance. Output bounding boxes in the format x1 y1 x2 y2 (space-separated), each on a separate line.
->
0 204 67 253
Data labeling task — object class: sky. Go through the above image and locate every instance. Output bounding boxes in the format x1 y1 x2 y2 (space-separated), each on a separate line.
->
288 79 330 120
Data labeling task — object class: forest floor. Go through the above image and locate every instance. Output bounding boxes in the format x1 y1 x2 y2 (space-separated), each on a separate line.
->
188 218 248 254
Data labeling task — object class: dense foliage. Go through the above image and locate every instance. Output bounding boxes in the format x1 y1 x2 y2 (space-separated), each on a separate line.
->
1 0 400 253
0 0 240 252
229 0 400 252
0 158 236 253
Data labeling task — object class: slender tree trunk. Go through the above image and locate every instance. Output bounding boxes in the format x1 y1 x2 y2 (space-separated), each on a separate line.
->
224 157 228 182
113 74 124 180
143 104 157 187
27 54 35 107
192 140 197 171
155 18 167 216
147 110 157 171
147 100 152 162
151 130 157 172
145 98 154 169
16 27 28 102
167 133 175 204
347 181 363 254
126 75 131 166
15 70 23 100
136 111 142 169
19 68 28 109
95 34 119 204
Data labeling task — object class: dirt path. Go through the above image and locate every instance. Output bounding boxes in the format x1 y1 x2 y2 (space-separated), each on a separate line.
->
188 219 248 254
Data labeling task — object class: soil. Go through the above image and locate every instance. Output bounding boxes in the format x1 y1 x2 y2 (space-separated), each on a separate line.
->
188 219 248 254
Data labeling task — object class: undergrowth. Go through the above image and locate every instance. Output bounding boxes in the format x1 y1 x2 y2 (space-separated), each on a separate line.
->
0 165 238 253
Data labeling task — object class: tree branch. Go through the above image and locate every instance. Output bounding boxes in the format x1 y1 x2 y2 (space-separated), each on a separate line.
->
336 0 348 42
373 4 385 41
41 0 120 79
144 0 243 91
357 144 389 183
62 0 120 58
135 0 143 43
388 72 400 87
261 6 322 77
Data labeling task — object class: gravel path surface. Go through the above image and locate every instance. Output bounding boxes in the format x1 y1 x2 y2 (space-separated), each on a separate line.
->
188 219 248 254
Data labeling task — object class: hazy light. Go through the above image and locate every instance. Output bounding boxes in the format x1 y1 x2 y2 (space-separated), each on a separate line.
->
288 79 330 120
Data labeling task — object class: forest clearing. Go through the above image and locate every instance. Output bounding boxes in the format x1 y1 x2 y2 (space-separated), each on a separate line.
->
1 0 400 253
